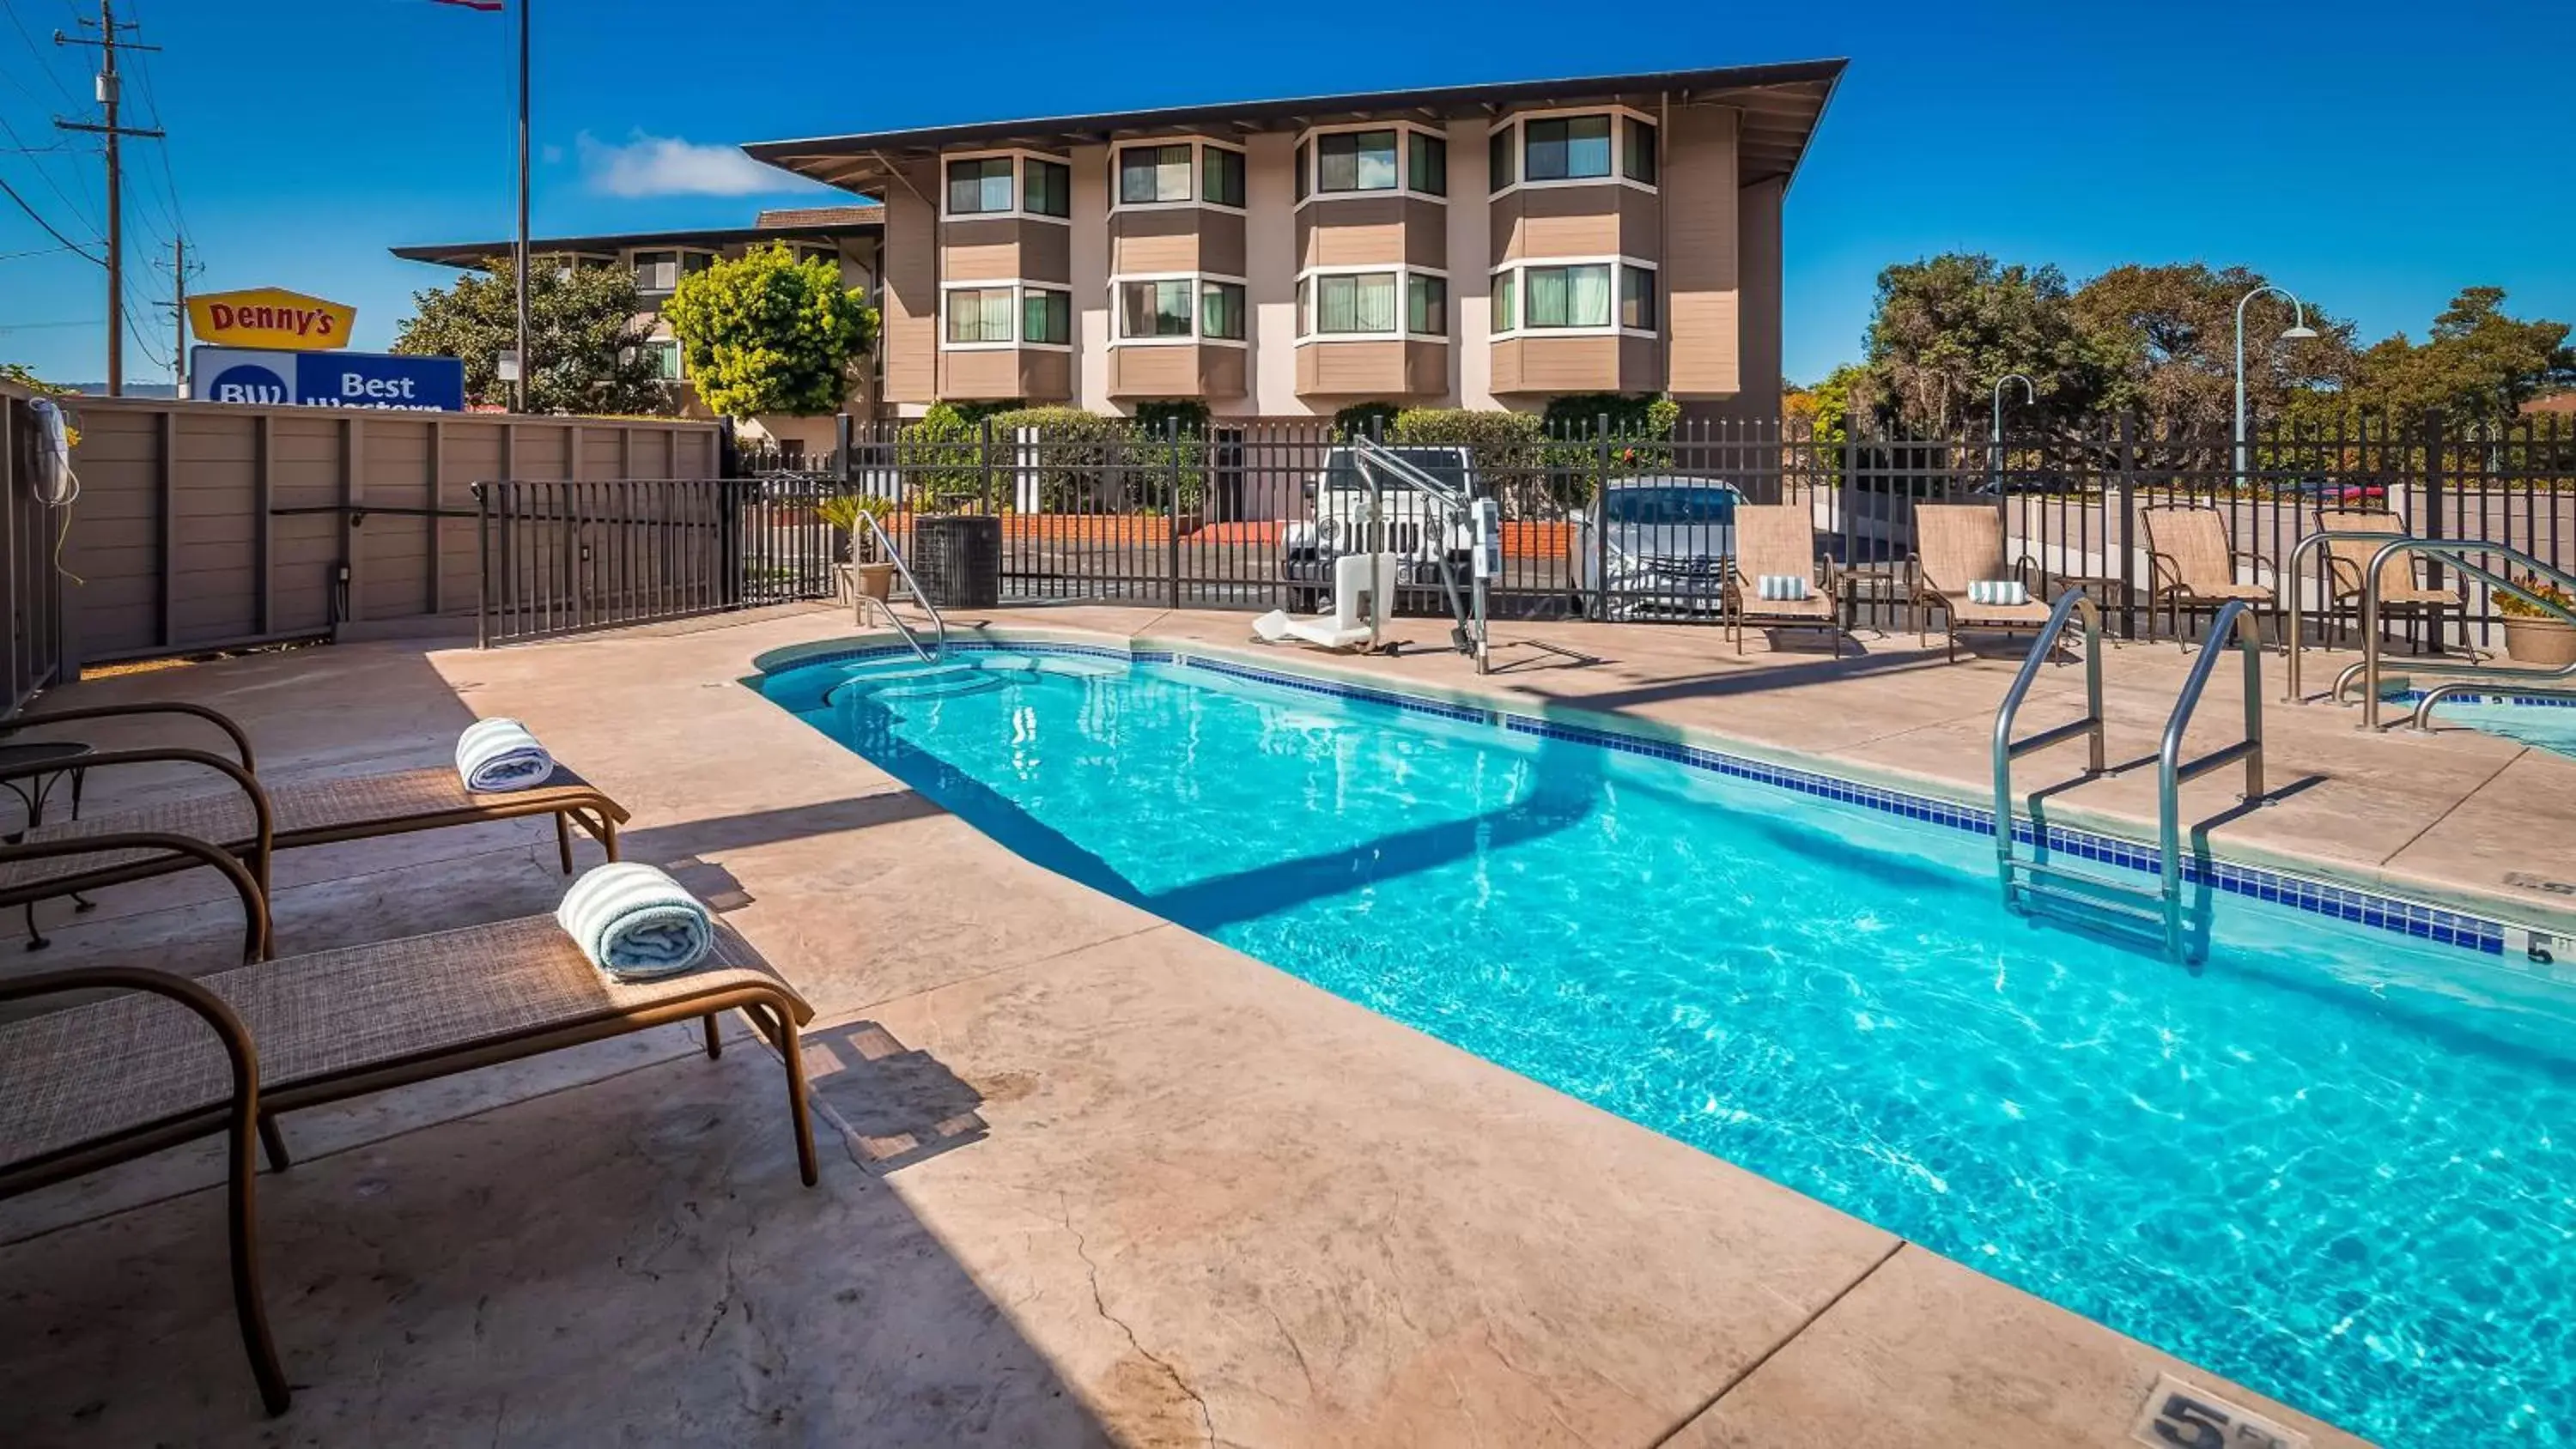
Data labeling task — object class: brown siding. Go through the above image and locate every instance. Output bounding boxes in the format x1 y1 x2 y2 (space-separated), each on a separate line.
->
1489 335 1621 395
1404 339 1449 397
1109 345 1251 398
1619 332 1664 392
1295 340 1439 397
1201 209 1247 278
882 167 939 403
1662 105 1741 398
940 348 1072 401
1020 349 1073 401
1299 195 1430 269
1492 185 1659 263
1112 209 1206 275
1204 345 1249 398
942 216 1069 284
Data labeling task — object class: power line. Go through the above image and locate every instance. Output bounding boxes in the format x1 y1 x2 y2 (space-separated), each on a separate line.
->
0 172 100 263
0 112 100 233
0 243 82 262
4 3 78 106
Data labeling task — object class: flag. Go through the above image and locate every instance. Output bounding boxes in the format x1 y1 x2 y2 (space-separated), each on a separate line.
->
431 0 504 11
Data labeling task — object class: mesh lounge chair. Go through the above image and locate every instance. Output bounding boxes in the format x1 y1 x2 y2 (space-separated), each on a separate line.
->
1910 504 2053 661
2312 508 2465 648
1722 504 1844 657
0 702 627 948
0 833 817 1416
2141 505 2277 645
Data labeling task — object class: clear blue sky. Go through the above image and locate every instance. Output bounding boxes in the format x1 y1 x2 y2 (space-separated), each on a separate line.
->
4 0 2567 389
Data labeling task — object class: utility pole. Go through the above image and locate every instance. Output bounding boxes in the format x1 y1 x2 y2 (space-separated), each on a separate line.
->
161 234 197 397
53 0 162 398
513 0 531 413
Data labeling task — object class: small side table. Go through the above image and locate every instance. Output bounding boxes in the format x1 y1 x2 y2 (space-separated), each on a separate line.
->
0 739 93 837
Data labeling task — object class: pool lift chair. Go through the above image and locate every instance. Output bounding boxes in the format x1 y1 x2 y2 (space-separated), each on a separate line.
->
1250 437 1498 672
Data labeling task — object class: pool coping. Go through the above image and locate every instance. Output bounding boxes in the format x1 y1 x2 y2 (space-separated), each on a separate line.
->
751 626 2576 963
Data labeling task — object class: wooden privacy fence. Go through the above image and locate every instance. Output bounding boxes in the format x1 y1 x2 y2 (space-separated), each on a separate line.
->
61 399 721 668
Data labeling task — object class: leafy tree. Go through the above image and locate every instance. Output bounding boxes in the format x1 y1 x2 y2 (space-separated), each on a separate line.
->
2335 287 2574 430
392 259 668 414
2070 263 2354 433
1857 254 2100 435
662 244 878 419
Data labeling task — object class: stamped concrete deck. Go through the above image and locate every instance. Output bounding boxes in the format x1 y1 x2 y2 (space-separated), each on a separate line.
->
14 599 2542 1446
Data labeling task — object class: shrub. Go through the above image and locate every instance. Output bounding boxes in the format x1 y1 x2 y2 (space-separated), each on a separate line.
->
898 403 988 512
1133 398 1212 438
1388 407 1551 508
984 406 1139 512
1331 400 1401 439
1536 394 1683 507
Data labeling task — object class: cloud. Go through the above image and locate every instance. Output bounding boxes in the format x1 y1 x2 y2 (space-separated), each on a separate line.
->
540 142 564 165
574 130 785 197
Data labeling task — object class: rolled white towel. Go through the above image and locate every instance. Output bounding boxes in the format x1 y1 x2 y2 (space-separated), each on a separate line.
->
1755 573 1809 602
556 863 716 981
456 716 556 793
1966 579 2030 607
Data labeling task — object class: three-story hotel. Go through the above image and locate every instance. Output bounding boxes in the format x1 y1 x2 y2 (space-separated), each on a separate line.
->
740 60 1841 422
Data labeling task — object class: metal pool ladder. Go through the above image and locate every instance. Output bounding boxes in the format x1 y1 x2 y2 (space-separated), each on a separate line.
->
1992 597 2266 961
854 508 946 664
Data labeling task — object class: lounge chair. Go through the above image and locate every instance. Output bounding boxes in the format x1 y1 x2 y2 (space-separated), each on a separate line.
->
1722 504 1844 657
0 833 817 1416
0 702 627 948
2141 506 2277 646
2312 508 2464 649
1910 504 2053 661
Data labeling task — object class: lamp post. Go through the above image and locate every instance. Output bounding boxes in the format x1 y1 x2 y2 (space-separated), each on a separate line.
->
1990 373 2035 493
2234 285 2318 490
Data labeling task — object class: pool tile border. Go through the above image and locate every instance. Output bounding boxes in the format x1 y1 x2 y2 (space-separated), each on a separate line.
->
766 638 2512 956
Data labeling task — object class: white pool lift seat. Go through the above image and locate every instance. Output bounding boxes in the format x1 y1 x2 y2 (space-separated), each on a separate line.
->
1253 553 1399 652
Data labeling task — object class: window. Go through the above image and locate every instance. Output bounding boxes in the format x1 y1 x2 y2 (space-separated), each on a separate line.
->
946 287 1018 343
792 245 839 270
1119 279 1194 338
642 340 682 380
632 251 679 293
1491 270 1516 331
1295 277 1309 336
1407 131 1447 196
1524 264 1613 328
1407 274 1447 336
1622 117 1657 185
1118 144 1193 205
1619 264 1656 330
1200 281 1246 341
1314 271 1398 334
1293 140 1309 202
1523 115 1613 182
1488 124 1515 191
679 252 714 281
1201 146 1245 208
1316 130 1397 193
1023 158 1071 217
1022 288 1071 346
945 156 1014 214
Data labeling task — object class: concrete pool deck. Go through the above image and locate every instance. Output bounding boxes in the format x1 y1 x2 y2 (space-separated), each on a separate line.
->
19 599 2558 1445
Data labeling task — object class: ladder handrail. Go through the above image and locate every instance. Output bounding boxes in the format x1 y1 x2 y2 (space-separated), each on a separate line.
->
1347 436 1490 671
2354 538 2576 728
1990 591 2105 902
855 507 945 664
2155 599 2265 961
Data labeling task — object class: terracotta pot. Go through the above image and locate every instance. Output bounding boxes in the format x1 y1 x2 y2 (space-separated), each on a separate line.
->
854 561 897 603
2504 616 2576 669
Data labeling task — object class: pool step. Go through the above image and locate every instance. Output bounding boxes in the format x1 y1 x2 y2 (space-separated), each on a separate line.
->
2005 858 2168 930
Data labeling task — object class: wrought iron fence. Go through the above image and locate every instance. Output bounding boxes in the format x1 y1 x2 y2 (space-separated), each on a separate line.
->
486 413 2576 649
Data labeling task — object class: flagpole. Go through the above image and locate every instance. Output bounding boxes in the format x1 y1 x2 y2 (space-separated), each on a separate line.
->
513 0 530 413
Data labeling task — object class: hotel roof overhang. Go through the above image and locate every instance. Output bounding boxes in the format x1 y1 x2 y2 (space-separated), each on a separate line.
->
389 216 884 270
738 58 1848 197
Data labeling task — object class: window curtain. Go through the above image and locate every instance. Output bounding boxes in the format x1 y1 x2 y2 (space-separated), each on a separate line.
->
978 289 1014 342
1353 274 1395 332
1528 265 1610 328
1567 264 1610 327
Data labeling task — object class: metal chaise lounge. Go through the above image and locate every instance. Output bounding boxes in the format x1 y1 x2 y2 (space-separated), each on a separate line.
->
2312 507 2467 652
0 702 627 947
1722 503 1844 656
1910 504 2054 661
2141 505 2277 646
0 834 817 1417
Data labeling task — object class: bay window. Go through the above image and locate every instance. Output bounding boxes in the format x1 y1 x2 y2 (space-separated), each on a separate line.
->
1525 264 1613 329
1021 288 1071 346
1523 115 1613 182
1293 140 1309 202
1488 126 1514 191
1200 281 1247 341
1622 117 1657 185
1201 146 1246 208
1316 129 1398 193
1407 131 1447 197
1023 158 1071 217
945 156 1014 214
1119 279 1195 339
1619 264 1656 330
945 286 1017 344
1118 144 1193 205
1407 274 1447 336
1313 271 1398 335
1491 270 1516 331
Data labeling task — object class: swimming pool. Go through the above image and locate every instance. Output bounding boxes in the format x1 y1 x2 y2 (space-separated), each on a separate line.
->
760 642 2576 1445
2419 689 2576 760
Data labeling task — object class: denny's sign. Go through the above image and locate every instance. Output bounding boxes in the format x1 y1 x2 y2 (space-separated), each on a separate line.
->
187 288 357 351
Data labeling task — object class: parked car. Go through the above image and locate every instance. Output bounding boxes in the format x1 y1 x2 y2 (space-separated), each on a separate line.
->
1280 446 1478 611
2282 476 2391 504
1572 476 1743 618
1967 469 2084 496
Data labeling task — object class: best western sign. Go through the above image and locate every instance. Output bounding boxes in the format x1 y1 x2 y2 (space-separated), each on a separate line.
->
191 347 466 412
187 288 356 351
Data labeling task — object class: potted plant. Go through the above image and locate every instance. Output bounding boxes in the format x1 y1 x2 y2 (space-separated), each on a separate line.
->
2497 573 2576 668
814 494 898 604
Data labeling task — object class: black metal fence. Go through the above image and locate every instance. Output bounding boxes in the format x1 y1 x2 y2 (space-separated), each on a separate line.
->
483 413 2575 648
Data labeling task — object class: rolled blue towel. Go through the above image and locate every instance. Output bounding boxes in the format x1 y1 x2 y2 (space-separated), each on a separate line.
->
556 863 716 981
456 716 556 793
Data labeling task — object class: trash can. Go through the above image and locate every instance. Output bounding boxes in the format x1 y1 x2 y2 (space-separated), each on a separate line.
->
909 514 1002 609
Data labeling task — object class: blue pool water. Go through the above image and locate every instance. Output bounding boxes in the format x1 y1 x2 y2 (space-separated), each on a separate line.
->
762 646 2576 1444
2427 693 2576 761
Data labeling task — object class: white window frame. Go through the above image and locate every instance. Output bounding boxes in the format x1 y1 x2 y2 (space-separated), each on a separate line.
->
1488 105 1661 199
1486 256 1657 340
1105 271 1250 349
1108 136 1248 215
938 278 1075 353
1292 121 1449 209
937 148 1077 225
627 246 717 297
1292 262 1449 345
624 337 686 382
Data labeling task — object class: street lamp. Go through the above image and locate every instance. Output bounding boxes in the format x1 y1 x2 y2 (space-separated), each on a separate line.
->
1990 373 2035 492
2235 285 2319 490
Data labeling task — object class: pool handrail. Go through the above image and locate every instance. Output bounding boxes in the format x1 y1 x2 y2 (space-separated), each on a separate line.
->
1990 591 2105 902
2281 527 2428 702
1347 435 1489 671
855 506 945 664
2155 599 2266 961
2346 539 2576 729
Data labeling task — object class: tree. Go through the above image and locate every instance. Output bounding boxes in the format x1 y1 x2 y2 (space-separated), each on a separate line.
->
2335 287 2574 430
2070 263 2355 433
392 260 669 415
1858 254 2099 435
661 244 877 420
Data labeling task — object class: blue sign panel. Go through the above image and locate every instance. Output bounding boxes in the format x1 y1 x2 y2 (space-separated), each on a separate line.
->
191 346 466 412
